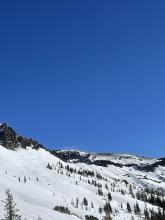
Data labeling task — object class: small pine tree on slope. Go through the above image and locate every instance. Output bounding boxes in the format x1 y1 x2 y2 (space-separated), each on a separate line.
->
103 202 112 220
2 189 22 220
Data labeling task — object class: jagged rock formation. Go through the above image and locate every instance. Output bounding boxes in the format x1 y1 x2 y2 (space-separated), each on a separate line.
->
0 123 44 150
0 123 17 149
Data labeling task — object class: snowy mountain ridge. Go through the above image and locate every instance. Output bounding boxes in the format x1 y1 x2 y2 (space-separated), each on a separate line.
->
0 123 164 220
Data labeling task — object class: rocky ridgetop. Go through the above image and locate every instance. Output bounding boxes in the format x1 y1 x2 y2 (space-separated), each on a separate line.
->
0 123 44 150
51 149 91 163
0 123 165 173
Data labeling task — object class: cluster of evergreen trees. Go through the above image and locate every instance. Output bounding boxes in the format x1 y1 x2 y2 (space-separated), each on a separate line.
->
48 162 107 181
53 206 71 214
48 160 165 220
85 215 99 220
136 189 165 209
144 207 165 220
126 202 141 215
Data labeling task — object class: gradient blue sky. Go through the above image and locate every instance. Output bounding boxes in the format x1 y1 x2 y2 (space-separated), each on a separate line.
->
0 1 165 157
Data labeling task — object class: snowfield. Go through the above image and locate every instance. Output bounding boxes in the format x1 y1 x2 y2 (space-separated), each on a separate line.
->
0 145 164 220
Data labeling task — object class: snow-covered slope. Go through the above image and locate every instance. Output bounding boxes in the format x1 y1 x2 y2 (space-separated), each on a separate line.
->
0 145 164 220
0 124 165 220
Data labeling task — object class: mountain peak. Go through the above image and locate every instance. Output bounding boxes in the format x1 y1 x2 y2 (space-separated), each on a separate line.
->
0 123 44 150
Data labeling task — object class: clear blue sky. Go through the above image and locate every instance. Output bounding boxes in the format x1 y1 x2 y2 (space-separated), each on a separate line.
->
0 1 165 157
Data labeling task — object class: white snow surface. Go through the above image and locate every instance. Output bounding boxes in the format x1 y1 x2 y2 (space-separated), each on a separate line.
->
89 153 159 165
0 145 164 220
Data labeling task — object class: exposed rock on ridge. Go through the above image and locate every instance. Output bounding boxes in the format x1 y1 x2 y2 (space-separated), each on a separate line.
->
0 123 44 150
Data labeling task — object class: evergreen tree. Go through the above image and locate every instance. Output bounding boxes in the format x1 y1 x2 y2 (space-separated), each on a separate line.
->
107 193 112 201
134 202 141 215
98 207 102 214
75 198 79 208
104 202 112 219
83 197 88 206
129 184 134 198
127 202 132 213
47 163 52 170
24 176 26 183
98 188 103 196
144 208 150 220
2 189 21 220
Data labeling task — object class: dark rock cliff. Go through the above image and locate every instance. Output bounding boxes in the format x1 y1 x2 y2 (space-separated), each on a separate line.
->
0 123 44 150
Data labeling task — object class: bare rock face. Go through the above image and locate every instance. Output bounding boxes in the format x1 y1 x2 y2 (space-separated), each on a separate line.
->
0 123 17 149
0 123 44 150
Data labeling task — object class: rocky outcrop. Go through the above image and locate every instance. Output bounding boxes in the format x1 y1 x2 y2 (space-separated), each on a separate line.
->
51 150 91 163
0 123 44 150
